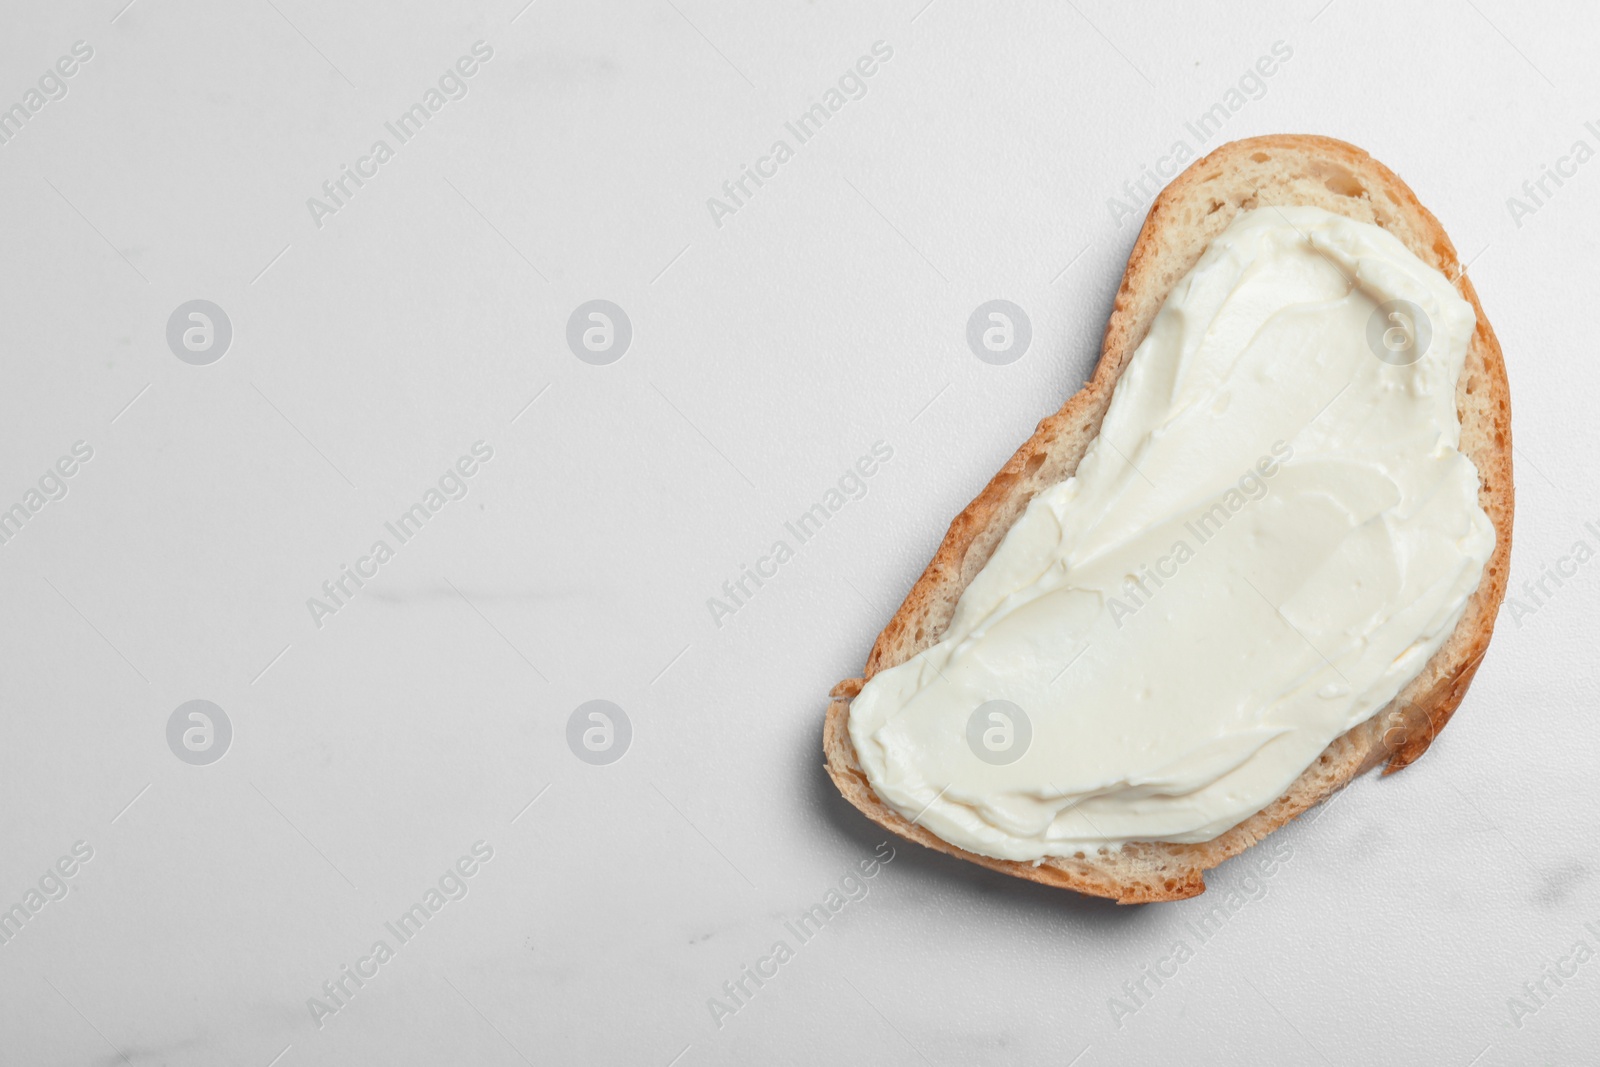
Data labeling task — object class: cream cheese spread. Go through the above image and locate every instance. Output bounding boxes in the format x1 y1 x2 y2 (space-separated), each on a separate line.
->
848 206 1494 862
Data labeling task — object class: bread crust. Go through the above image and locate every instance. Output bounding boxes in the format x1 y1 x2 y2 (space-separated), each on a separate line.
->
823 135 1514 904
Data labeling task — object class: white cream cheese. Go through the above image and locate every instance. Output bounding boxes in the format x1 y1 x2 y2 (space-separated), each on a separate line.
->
849 206 1494 862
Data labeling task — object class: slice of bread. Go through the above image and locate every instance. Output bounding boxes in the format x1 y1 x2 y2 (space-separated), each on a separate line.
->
823 134 1513 904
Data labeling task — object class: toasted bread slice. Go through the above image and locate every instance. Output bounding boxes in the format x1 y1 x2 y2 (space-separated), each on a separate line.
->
823 134 1513 904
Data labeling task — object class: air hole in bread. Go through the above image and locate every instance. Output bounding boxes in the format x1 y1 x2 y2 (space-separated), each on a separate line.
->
1206 199 1224 216
1024 452 1046 476
1311 161 1365 198
1325 173 1365 197
1250 152 1270 163
1239 195 1258 210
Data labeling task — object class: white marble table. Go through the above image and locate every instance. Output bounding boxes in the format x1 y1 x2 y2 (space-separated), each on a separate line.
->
0 0 1594 1063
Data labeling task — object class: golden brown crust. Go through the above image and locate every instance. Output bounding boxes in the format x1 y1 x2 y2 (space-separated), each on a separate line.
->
823 134 1514 903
